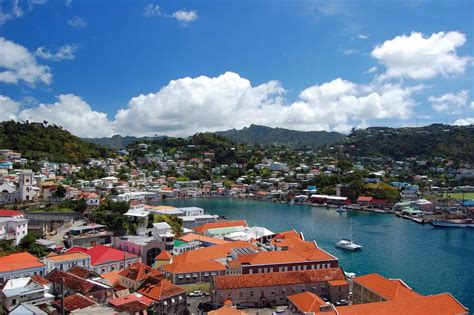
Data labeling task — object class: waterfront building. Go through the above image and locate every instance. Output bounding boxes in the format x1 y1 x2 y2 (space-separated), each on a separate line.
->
44 252 91 273
211 268 348 308
352 273 420 304
0 252 46 283
66 245 141 274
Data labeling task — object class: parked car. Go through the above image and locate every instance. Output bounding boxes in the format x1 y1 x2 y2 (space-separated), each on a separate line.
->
189 290 204 297
335 299 349 306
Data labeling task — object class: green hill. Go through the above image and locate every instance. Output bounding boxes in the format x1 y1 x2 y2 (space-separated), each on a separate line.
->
334 124 474 162
0 121 114 163
215 124 345 148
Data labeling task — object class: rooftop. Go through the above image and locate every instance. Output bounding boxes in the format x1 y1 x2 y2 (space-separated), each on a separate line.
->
44 252 90 262
179 232 230 245
164 260 226 274
0 252 45 273
353 273 421 301
213 267 345 290
137 277 185 301
66 245 139 266
54 293 96 312
288 291 327 313
172 241 257 263
194 220 248 234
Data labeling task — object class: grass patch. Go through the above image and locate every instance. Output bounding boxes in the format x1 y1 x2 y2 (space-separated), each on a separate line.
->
443 192 474 200
178 282 211 293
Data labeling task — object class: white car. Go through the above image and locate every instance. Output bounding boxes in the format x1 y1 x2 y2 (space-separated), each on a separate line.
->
189 290 204 297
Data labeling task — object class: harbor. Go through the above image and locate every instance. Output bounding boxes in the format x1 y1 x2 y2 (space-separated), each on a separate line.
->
163 197 474 312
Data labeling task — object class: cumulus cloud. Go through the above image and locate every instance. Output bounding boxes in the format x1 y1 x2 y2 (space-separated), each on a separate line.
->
371 31 471 80
429 90 470 114
35 44 77 61
18 94 114 138
0 37 52 85
143 4 198 25
172 10 198 25
0 72 424 137
113 72 421 137
0 95 20 121
453 118 474 126
68 16 86 28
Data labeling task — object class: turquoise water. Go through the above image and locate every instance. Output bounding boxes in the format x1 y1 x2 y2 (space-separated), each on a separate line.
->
163 198 474 311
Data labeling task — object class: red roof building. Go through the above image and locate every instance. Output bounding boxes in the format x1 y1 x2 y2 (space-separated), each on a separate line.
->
54 293 97 312
0 209 24 218
66 245 141 274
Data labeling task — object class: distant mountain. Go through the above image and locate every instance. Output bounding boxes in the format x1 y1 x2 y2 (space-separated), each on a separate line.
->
332 124 474 162
215 124 345 148
84 135 141 150
0 121 114 163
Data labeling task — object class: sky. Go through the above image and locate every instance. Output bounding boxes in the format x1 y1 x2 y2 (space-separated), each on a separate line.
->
0 0 473 138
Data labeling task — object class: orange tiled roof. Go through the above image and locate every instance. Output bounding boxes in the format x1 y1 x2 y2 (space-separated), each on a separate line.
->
353 273 421 301
118 262 163 282
0 252 44 273
208 304 249 315
67 265 99 279
336 293 468 315
164 261 226 274
31 275 50 285
288 291 326 313
194 220 248 234
100 270 122 287
179 232 230 245
213 267 345 290
54 293 96 312
328 279 348 286
45 252 90 262
137 277 185 301
172 241 257 263
155 250 173 261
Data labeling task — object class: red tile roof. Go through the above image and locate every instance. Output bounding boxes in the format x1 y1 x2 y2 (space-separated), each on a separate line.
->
336 293 468 315
357 196 373 202
155 250 173 261
0 209 23 217
137 277 185 301
353 273 421 301
0 252 44 273
66 245 139 266
109 293 153 313
164 261 226 274
67 265 99 279
54 293 96 312
46 269 100 294
288 291 326 313
31 275 50 286
118 262 163 282
213 267 345 290
179 233 230 245
172 241 257 263
194 220 248 234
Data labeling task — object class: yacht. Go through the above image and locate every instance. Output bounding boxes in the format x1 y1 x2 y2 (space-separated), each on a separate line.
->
336 207 346 213
335 239 363 250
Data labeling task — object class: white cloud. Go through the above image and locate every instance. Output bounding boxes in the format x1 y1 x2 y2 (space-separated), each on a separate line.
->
366 66 378 74
0 95 20 121
343 49 359 55
371 31 471 80
18 94 114 138
172 10 198 25
35 44 77 61
428 90 469 114
357 33 369 39
113 72 421 137
0 37 52 85
0 0 46 25
0 72 424 137
143 4 163 17
68 16 86 28
453 118 474 126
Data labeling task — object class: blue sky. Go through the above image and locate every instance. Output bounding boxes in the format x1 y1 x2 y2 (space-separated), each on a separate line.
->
0 0 473 137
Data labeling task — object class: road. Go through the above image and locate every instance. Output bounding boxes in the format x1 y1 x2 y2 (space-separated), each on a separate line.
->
48 219 85 247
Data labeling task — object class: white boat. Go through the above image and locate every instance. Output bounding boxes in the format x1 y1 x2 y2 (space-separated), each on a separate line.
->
336 239 363 250
336 207 346 213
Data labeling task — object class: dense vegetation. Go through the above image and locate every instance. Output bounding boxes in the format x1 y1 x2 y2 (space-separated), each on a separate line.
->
0 121 115 163
84 134 154 150
216 124 345 149
329 124 474 163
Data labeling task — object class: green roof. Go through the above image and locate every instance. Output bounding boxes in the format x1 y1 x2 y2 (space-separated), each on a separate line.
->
173 239 188 247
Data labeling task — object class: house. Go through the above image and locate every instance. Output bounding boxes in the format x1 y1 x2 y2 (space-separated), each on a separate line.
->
287 291 333 314
208 300 249 315
0 209 24 218
137 276 187 314
81 192 100 207
108 293 153 313
1 277 54 310
211 268 348 308
0 252 46 284
155 250 173 267
0 217 28 245
117 261 163 290
44 252 91 273
352 273 420 304
46 269 113 303
66 245 141 274
163 241 257 284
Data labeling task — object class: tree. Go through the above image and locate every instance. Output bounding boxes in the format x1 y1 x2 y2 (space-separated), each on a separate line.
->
19 233 37 250
53 185 67 200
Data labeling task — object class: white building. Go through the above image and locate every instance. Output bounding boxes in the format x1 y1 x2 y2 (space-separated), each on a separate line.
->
44 252 91 273
176 207 204 216
0 217 28 245
0 252 46 284
1 277 54 311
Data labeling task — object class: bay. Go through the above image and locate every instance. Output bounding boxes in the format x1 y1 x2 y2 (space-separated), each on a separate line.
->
162 197 474 311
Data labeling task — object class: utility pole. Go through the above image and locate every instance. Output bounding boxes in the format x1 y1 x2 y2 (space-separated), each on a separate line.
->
61 277 65 315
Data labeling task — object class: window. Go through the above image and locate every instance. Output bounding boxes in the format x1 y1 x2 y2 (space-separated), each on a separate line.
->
250 291 254 297
12 299 17 305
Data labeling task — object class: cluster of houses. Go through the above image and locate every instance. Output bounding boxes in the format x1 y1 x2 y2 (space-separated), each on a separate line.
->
0 200 469 314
